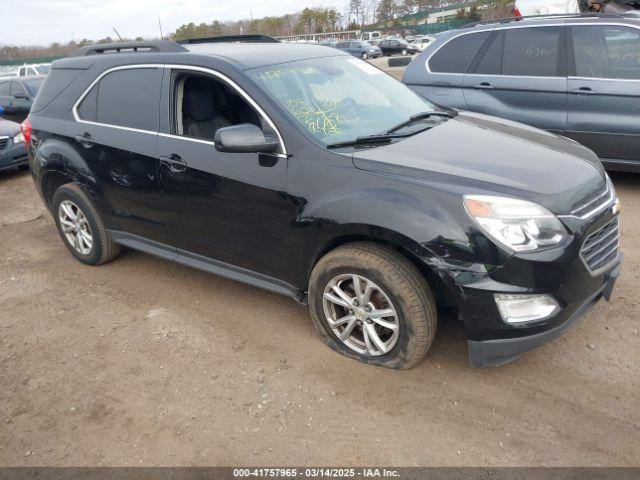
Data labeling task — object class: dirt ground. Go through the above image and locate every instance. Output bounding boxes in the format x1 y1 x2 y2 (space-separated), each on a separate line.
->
1 87 639 467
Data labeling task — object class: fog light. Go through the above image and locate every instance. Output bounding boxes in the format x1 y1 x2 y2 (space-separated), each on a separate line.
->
494 294 560 324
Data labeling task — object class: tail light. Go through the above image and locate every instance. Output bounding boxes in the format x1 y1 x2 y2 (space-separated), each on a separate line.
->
21 118 32 145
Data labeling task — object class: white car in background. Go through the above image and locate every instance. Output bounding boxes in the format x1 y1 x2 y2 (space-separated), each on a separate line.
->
410 35 436 51
17 63 51 77
514 0 581 16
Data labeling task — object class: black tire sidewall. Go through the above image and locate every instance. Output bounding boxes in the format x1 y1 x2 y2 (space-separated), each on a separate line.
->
309 262 421 368
52 186 104 265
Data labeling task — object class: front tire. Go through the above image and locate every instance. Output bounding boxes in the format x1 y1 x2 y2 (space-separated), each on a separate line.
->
308 242 437 369
401 48 408 56
361 52 369 60
52 183 121 265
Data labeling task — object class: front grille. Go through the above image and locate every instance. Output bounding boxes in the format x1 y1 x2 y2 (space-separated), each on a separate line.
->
0 137 8 151
581 217 620 272
570 179 614 218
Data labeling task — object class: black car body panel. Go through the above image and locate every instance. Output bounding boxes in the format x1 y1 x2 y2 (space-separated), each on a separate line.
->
27 42 621 366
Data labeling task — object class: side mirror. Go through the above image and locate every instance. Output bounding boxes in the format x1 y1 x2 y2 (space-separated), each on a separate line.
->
214 124 279 154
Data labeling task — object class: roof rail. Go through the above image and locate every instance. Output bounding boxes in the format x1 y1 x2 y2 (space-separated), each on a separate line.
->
458 12 627 29
70 41 188 57
178 34 280 44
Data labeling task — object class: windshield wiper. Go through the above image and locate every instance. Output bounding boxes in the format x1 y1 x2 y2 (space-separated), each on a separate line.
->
326 124 435 150
385 110 455 134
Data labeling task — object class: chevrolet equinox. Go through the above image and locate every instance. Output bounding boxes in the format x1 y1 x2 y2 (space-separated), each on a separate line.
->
24 38 621 368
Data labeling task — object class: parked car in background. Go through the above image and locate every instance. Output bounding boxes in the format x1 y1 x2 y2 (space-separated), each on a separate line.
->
17 63 51 76
403 16 640 172
411 35 436 51
378 38 419 56
26 39 620 368
0 75 45 123
0 106 28 172
335 40 382 59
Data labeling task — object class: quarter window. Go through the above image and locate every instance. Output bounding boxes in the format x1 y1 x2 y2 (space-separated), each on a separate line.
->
76 68 162 131
572 25 640 80
429 31 491 74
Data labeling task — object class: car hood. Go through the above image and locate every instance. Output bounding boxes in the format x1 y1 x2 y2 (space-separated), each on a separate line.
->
352 111 606 215
0 118 20 138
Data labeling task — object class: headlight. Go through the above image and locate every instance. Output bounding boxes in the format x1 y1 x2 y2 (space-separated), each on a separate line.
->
463 195 568 252
12 132 25 144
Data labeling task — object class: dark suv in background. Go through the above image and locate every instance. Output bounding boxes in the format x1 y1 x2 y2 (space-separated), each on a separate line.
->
0 76 45 123
403 15 640 172
24 38 620 369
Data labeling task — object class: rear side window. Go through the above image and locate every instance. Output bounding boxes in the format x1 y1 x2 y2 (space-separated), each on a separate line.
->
429 31 491 74
336 42 349 49
10 82 27 97
502 27 563 77
572 25 640 80
76 67 162 131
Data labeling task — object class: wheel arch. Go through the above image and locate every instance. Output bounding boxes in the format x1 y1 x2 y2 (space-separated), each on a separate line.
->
307 227 456 309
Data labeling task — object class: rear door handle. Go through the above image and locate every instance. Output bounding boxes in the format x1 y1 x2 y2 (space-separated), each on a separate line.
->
74 133 95 148
474 82 494 90
570 87 595 95
159 154 187 173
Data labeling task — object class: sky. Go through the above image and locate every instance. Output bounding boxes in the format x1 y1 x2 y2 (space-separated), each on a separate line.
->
1 0 340 46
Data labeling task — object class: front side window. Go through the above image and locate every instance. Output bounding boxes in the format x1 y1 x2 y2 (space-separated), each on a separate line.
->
0 81 10 96
76 68 162 131
171 72 263 142
429 31 491 73
251 56 437 146
10 81 27 97
572 25 640 80
502 27 563 77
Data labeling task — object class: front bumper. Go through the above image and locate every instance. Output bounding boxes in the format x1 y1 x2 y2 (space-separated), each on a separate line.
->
467 260 620 367
0 142 28 171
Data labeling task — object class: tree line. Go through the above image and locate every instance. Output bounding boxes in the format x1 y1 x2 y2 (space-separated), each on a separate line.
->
1 1 510 61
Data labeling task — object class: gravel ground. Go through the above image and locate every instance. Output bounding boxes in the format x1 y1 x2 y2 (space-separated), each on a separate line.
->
0 75 639 466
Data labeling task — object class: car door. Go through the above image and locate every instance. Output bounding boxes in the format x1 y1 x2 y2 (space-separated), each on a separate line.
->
566 24 640 164
156 67 293 279
461 26 568 133
72 66 168 243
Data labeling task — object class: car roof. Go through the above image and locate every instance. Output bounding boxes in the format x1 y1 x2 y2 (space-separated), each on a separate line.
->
183 43 348 69
453 15 640 35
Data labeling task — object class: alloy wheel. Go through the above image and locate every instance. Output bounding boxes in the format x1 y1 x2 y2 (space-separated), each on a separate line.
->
58 200 93 255
322 273 399 356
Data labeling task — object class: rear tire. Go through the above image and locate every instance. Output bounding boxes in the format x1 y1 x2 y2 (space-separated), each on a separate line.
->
52 183 121 265
308 242 437 369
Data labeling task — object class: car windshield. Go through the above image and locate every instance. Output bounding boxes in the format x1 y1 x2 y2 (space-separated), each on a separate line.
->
251 56 439 146
360 41 373 47
34 65 50 75
23 78 44 96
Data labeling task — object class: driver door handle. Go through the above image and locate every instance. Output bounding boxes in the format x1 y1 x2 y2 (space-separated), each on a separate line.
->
159 154 187 173
474 82 494 90
570 86 595 95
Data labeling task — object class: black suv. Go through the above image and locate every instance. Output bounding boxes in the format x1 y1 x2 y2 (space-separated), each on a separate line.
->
26 39 621 368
